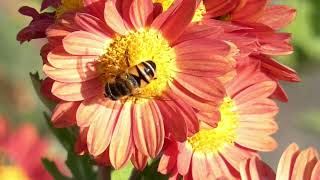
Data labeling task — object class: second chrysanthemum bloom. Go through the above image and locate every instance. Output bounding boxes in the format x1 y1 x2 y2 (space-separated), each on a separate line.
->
43 0 235 169
158 60 279 179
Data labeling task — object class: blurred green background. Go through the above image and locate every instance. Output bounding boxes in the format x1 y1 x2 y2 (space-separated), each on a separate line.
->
0 0 319 170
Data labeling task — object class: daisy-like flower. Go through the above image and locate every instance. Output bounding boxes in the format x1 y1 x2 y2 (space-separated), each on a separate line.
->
154 0 299 102
17 0 84 43
0 117 52 180
158 60 279 179
240 143 320 180
44 0 235 169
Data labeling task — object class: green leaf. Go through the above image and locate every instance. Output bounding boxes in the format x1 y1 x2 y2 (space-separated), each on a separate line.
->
112 163 133 180
130 159 168 180
44 112 76 151
30 72 57 111
42 158 72 180
65 152 97 180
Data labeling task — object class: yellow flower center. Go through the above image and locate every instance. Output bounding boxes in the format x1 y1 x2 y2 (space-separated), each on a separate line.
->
187 97 239 153
0 166 29 180
99 29 176 103
56 0 83 19
152 0 206 23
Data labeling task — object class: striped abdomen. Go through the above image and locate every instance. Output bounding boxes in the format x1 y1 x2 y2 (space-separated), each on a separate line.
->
105 61 157 100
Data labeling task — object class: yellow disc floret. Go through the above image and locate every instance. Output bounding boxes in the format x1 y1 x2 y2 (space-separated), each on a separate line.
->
153 0 206 23
99 29 176 103
187 97 239 153
56 0 83 19
192 2 206 23
0 166 29 180
153 0 174 11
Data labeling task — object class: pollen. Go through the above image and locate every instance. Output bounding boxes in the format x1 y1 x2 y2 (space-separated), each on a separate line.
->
98 29 176 103
192 2 206 23
56 0 83 19
0 166 29 180
187 97 239 153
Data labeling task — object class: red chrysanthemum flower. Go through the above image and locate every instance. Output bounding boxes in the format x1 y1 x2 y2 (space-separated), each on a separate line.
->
154 0 299 102
158 60 279 179
0 117 52 180
43 0 235 169
240 143 320 180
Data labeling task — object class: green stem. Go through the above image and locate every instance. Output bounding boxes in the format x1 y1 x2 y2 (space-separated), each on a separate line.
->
98 166 112 180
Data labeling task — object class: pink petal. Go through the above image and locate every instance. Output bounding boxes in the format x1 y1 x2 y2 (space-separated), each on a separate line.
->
158 141 179 174
221 145 257 171
63 30 109 55
131 149 148 170
109 104 134 169
233 81 277 104
129 0 153 29
257 5 296 30
152 0 197 43
236 135 277 152
206 153 233 178
237 98 279 118
52 78 103 101
191 153 210 179
52 101 80 128
204 0 240 18
104 1 129 35
231 0 268 22
84 98 122 156
276 143 300 180
291 148 319 180
43 63 99 83
75 13 114 38
238 119 278 136
83 0 105 20
170 74 225 112
177 143 193 175
132 101 164 157
311 162 320 180
47 46 98 69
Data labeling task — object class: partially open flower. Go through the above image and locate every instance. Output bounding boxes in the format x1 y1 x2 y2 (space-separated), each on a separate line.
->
240 143 320 180
158 60 279 179
44 0 235 169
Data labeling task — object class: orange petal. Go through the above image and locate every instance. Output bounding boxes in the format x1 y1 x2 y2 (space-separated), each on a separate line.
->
129 0 153 29
204 0 239 18
52 78 103 101
311 162 320 180
75 13 114 38
238 119 278 136
131 149 148 171
83 0 105 20
132 101 164 157
43 63 99 83
86 99 122 156
239 158 252 180
170 74 225 112
47 46 98 69
222 145 257 171
63 30 108 55
191 153 210 179
158 141 179 174
104 1 129 35
152 0 197 43
177 143 193 175
257 5 296 30
291 148 319 180
52 101 80 128
109 104 133 169
236 135 277 152
276 143 300 180
237 98 279 118
74 127 88 155
231 0 268 22
233 81 277 104
206 153 233 178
